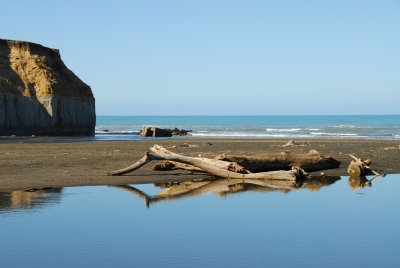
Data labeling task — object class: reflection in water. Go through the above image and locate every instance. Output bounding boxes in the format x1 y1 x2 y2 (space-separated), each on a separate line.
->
0 174 383 212
348 176 373 190
0 188 62 212
112 176 341 207
0 175 397 268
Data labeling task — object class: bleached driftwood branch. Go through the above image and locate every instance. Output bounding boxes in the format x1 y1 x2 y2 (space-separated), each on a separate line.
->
108 145 306 181
347 154 383 177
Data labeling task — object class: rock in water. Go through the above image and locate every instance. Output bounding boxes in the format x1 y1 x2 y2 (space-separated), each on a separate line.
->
139 126 192 137
0 39 95 136
171 127 192 136
139 126 172 137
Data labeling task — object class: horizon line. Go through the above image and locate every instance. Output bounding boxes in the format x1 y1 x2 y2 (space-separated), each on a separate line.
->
96 114 400 117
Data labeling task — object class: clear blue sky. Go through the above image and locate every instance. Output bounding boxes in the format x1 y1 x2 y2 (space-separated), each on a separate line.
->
1 0 399 115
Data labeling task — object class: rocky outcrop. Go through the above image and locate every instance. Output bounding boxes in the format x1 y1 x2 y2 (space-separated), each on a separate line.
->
0 39 95 136
139 126 173 137
139 126 192 137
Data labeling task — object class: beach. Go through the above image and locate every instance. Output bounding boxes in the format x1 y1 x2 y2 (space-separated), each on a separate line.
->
1 138 399 191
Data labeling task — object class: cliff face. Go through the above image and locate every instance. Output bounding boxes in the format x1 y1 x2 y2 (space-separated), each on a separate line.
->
0 39 95 136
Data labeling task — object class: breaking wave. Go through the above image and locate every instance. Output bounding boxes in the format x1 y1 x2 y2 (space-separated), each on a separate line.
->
329 125 370 129
266 128 321 132
93 115 400 141
192 132 292 138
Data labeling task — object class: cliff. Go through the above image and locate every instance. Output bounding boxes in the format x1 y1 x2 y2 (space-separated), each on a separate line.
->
0 39 95 136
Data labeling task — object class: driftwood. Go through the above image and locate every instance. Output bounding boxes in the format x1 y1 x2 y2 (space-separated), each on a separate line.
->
153 161 204 172
347 154 383 178
108 144 306 181
216 150 340 173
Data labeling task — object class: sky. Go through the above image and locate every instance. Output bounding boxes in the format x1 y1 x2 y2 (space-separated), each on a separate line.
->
1 0 399 115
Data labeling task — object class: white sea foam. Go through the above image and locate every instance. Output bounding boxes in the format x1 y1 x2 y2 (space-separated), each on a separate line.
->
192 132 291 138
266 128 302 132
330 125 368 129
266 128 321 132
310 132 359 136
96 130 139 135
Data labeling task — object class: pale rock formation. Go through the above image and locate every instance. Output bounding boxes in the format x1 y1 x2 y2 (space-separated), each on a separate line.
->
0 39 95 136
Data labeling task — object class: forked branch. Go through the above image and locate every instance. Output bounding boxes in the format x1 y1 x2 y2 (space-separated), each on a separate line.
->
108 145 306 181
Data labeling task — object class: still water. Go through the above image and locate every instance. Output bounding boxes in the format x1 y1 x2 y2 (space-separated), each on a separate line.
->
1 175 399 268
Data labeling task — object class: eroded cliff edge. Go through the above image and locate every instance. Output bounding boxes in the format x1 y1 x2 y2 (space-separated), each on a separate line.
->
0 39 95 136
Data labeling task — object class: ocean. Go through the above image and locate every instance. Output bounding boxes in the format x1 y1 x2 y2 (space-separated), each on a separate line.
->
95 115 400 140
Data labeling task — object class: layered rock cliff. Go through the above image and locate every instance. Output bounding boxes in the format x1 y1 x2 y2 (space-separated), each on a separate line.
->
0 39 95 136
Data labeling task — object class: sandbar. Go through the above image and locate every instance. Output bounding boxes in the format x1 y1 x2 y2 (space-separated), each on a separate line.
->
0 138 399 191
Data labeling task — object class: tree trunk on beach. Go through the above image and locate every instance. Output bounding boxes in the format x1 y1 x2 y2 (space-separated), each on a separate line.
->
108 144 306 181
216 150 340 172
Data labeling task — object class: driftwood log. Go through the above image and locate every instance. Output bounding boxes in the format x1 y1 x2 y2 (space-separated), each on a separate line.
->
153 161 204 172
215 150 340 172
154 150 340 173
108 144 306 181
347 154 382 177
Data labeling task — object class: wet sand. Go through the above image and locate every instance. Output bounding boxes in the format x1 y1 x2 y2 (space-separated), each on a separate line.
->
1 138 399 191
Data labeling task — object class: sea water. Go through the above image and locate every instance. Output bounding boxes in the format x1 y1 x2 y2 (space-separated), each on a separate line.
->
95 115 400 140
1 174 399 267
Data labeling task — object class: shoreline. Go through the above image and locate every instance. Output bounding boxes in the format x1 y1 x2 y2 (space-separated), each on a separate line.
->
1 138 399 192
1 134 400 144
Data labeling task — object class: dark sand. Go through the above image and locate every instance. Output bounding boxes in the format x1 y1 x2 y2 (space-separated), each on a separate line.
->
1 138 399 191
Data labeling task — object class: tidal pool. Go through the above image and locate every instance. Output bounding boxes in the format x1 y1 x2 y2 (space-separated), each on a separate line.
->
1 175 399 267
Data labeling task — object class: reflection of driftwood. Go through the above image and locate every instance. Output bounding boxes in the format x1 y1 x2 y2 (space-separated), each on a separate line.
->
108 145 305 181
301 176 341 192
112 179 296 207
347 154 382 177
348 176 372 190
216 150 340 172
111 176 340 207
